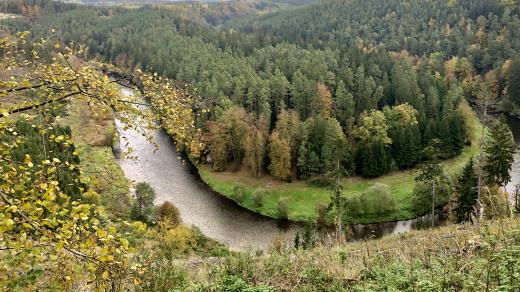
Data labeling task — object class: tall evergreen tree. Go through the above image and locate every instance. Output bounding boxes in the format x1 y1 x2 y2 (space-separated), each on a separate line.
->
455 159 478 223
332 80 355 130
484 118 516 187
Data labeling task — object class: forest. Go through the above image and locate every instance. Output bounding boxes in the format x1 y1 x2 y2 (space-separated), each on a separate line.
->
2 1 482 181
2 0 520 290
2 0 520 219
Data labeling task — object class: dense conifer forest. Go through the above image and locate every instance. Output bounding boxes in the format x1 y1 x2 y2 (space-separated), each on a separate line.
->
2 0 520 290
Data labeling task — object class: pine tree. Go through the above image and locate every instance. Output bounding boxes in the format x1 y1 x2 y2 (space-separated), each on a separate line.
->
332 80 355 130
455 159 478 223
391 127 407 169
484 118 516 187
373 141 391 176
291 70 317 120
448 114 465 157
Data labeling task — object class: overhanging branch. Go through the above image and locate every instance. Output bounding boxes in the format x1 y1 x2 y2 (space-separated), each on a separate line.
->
1 91 82 118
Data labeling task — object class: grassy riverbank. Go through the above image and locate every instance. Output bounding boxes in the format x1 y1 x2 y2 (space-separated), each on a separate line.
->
62 99 132 218
199 104 482 223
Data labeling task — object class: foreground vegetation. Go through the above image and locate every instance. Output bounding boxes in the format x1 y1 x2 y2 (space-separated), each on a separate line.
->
2 0 520 290
125 217 520 291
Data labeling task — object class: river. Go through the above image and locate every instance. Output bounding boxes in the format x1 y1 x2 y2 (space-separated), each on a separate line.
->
115 88 430 250
506 116 520 198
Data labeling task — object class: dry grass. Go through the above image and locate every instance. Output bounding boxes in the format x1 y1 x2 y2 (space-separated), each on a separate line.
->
61 98 131 217
180 217 520 290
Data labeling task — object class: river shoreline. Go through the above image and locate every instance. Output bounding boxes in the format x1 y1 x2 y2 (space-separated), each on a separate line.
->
113 86 453 250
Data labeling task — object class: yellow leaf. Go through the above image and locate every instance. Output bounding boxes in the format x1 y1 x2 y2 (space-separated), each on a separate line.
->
97 229 108 238
101 271 109 280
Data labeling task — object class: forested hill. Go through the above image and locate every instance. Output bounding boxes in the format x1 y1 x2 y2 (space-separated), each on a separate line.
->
233 0 520 73
2 0 518 184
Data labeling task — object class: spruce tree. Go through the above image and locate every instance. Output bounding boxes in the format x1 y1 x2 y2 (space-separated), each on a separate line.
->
484 119 516 187
455 159 478 222
373 141 391 176
449 114 464 157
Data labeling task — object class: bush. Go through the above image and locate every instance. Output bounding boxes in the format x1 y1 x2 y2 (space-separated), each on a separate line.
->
277 197 289 219
233 184 246 203
315 202 329 226
156 201 182 227
252 188 266 208
104 128 116 147
82 189 101 205
215 275 275 292
138 260 189 292
346 183 397 218
160 225 198 256
482 186 510 219
360 183 396 215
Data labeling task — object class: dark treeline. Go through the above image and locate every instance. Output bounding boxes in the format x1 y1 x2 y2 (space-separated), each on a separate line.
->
6 0 517 182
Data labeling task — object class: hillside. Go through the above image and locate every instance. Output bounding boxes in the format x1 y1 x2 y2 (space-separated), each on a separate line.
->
2 0 520 290
135 217 520 290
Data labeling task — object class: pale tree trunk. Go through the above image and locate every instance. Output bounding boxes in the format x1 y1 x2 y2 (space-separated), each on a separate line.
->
432 179 436 227
477 102 488 222
336 160 344 245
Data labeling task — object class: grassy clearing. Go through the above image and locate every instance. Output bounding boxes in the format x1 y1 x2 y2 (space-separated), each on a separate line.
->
61 99 131 218
199 104 482 223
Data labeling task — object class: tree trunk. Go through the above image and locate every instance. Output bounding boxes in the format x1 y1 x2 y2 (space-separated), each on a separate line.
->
432 179 436 227
477 108 486 222
336 160 343 244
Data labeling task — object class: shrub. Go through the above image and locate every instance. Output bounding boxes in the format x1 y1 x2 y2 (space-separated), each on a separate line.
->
156 201 182 227
315 202 329 226
252 188 266 208
215 275 275 292
160 225 198 256
82 189 101 205
138 260 189 292
233 184 246 203
104 128 116 147
277 197 289 219
482 186 510 219
360 183 397 215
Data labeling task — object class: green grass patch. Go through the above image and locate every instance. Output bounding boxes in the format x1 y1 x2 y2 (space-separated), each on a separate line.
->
62 99 131 218
199 105 482 223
